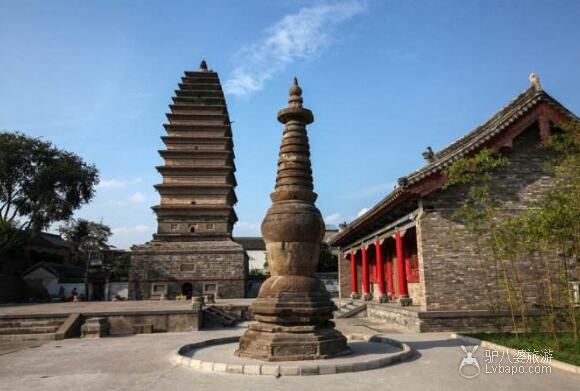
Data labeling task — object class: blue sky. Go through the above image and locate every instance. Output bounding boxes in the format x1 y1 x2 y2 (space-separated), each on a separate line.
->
1 0 579 249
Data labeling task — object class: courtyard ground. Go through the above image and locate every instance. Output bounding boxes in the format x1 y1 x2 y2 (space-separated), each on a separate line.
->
0 318 577 391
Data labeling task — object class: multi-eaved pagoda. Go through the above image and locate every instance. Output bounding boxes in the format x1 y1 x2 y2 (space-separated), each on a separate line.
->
129 61 246 300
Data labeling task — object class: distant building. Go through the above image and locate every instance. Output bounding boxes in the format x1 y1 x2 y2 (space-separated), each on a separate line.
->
24 232 76 265
235 237 266 273
22 262 85 299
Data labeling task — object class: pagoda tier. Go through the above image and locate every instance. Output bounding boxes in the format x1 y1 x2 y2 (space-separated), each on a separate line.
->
152 63 238 242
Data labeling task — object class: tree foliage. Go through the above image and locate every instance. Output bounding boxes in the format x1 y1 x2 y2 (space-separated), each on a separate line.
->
317 243 338 273
59 218 112 251
0 132 99 252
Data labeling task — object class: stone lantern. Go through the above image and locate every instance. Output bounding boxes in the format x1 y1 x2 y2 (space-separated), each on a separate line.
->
236 79 349 361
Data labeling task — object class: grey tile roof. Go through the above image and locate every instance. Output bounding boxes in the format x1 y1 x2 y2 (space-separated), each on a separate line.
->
329 85 577 247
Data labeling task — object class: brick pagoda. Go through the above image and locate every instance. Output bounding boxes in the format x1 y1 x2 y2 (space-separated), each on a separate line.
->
129 61 246 300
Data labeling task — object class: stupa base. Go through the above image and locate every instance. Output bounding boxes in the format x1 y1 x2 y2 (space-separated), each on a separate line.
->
235 326 350 361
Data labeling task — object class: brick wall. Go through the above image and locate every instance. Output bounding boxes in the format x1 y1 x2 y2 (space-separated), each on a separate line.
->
129 240 246 299
420 125 558 311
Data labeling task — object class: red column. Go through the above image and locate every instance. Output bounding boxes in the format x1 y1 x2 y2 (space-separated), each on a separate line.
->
375 240 385 296
386 250 394 296
395 231 408 297
361 246 370 296
350 252 358 296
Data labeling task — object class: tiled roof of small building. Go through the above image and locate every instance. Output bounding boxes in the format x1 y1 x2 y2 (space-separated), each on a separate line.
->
23 262 85 283
329 81 577 247
234 237 266 251
29 232 73 249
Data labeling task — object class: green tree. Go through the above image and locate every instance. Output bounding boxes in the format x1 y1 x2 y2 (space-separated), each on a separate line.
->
59 218 111 251
108 251 130 281
317 243 338 273
0 132 99 253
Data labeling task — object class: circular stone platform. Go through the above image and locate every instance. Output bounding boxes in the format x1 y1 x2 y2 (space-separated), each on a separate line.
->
173 334 413 376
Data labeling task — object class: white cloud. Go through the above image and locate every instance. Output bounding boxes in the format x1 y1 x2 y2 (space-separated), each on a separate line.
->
129 192 146 204
357 207 370 217
224 1 366 97
97 178 143 190
324 212 343 224
97 179 127 189
112 224 152 234
234 221 261 236
110 224 153 250
342 182 396 200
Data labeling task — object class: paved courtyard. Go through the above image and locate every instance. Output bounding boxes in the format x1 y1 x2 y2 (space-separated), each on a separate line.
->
0 318 577 391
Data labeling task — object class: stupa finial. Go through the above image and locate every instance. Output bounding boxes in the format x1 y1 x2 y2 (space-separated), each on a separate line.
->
200 60 208 72
288 77 303 108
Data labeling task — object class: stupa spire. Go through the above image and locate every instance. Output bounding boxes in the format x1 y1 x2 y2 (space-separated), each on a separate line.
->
272 78 316 204
236 78 348 361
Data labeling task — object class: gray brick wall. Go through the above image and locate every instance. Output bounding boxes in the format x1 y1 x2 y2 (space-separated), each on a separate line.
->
129 240 246 299
420 125 558 311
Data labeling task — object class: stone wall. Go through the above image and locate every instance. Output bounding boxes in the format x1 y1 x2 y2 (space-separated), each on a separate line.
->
367 303 421 332
367 303 525 332
420 125 559 311
105 310 202 334
407 282 424 308
129 240 246 299
338 251 350 298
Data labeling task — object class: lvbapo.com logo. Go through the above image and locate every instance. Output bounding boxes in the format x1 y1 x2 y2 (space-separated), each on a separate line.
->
458 345 553 379
458 345 480 378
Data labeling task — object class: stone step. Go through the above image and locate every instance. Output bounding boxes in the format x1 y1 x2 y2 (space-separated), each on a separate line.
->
203 306 238 327
0 318 63 328
334 302 367 319
0 333 56 342
0 325 59 335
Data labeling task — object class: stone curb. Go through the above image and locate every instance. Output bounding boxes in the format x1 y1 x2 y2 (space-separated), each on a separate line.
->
451 333 580 375
173 334 413 376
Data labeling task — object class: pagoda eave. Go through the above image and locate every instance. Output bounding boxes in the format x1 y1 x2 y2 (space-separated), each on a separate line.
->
158 150 233 158
156 166 234 174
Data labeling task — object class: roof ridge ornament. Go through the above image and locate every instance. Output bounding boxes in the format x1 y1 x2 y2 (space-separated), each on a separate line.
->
422 146 435 162
529 72 542 92
200 60 208 72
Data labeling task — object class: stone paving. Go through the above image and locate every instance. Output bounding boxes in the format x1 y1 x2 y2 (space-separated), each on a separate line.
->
0 319 577 391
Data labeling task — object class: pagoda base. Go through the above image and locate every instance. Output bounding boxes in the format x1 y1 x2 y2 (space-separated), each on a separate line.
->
129 239 245 299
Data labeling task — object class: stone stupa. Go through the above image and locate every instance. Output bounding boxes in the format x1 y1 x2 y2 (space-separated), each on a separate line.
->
236 78 349 361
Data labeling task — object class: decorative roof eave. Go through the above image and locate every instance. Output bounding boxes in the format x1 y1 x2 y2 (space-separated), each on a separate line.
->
329 85 578 248
402 89 577 187
329 187 412 247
